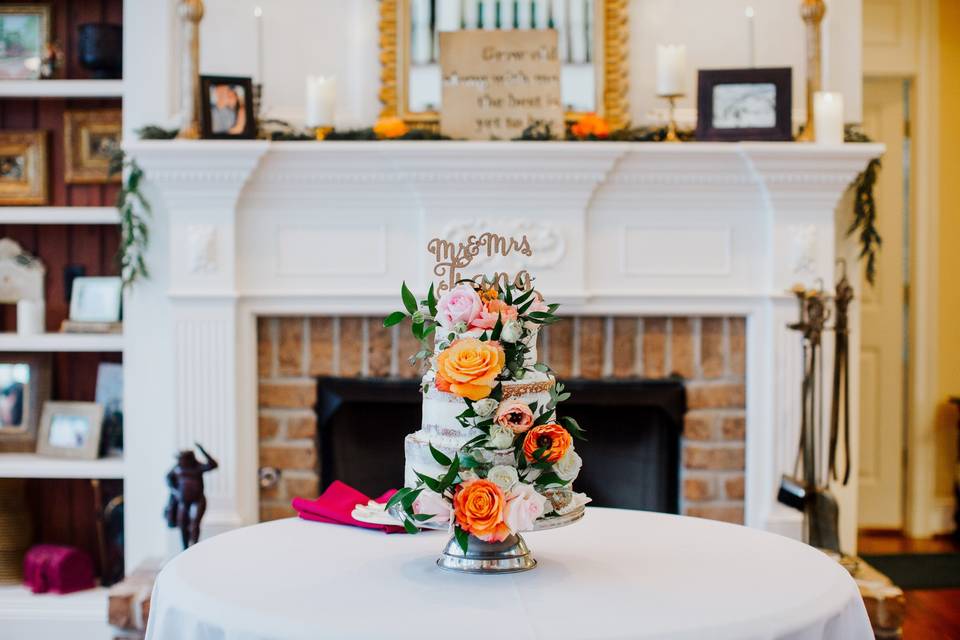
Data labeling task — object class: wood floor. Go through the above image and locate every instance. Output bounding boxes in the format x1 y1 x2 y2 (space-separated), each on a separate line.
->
859 532 960 639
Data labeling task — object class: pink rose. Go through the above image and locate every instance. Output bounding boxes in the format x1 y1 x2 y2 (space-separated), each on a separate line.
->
413 489 451 525
471 299 519 331
504 483 547 533
494 400 535 434
435 284 483 329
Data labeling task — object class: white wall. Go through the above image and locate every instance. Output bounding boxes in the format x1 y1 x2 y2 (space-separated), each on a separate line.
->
125 0 862 134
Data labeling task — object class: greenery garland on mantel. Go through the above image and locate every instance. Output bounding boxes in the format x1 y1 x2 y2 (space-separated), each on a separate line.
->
111 121 880 288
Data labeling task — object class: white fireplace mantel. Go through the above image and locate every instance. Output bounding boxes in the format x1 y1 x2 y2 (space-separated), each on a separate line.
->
122 140 882 567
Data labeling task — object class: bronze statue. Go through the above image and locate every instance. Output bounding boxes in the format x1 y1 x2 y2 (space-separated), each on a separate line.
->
164 443 218 549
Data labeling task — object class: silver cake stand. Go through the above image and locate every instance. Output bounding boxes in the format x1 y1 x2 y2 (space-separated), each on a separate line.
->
386 503 586 574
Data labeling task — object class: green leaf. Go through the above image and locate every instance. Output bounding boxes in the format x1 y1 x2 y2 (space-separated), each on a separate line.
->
383 311 407 327
560 415 588 441
527 401 539 414
400 488 422 512
413 512 438 521
534 471 570 487
414 471 441 493
513 288 534 307
533 363 551 373
490 313 503 341
454 525 470 553
426 283 438 317
429 443 452 466
503 282 514 305
436 454 460 493
401 281 418 314
385 487 413 511
403 518 420 534
533 410 554 426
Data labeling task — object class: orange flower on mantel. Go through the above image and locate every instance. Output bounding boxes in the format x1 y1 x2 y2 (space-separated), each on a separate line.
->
454 479 510 542
570 113 610 140
373 116 409 139
523 423 573 464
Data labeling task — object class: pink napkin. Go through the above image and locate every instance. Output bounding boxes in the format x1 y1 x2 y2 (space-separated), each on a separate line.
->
291 480 404 533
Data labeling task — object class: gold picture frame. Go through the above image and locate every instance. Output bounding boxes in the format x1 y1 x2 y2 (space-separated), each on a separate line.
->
0 131 47 205
64 109 122 184
379 0 629 130
0 4 52 81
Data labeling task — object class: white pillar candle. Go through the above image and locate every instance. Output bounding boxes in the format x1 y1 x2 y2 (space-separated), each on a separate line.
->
746 6 756 67
481 0 497 29
500 0 515 29
436 0 463 31
551 0 568 61
813 92 844 145
464 0 480 28
568 0 587 63
656 44 686 97
411 0 432 64
254 6 264 84
533 0 549 28
517 0 532 28
305 76 336 127
17 300 44 336
336 0 379 130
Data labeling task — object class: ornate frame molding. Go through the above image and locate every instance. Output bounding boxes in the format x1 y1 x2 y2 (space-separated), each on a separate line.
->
378 0 630 129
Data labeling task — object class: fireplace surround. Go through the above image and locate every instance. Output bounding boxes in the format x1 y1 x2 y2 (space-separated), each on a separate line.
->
123 140 883 567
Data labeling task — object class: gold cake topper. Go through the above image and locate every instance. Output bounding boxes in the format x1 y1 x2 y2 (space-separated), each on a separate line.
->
428 233 533 292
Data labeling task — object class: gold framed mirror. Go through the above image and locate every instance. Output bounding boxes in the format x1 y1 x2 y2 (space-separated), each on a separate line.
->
379 0 629 129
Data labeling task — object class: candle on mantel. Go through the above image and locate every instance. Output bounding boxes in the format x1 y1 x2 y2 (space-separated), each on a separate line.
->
306 76 336 127
746 6 756 67
813 92 844 145
656 44 686 97
254 6 264 84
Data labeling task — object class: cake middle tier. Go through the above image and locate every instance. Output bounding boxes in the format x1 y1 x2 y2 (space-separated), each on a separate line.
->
420 372 555 433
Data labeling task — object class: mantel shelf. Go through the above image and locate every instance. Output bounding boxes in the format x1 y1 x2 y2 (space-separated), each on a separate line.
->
0 453 124 479
0 79 124 98
0 333 123 352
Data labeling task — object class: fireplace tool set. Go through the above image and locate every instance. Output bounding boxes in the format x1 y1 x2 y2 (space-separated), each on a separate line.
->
778 261 854 558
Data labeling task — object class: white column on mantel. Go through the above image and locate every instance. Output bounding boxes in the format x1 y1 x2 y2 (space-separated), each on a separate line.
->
122 141 882 564
125 141 269 555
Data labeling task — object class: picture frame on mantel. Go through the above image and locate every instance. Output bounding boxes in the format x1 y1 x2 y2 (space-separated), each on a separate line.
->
199 75 256 140
695 67 793 142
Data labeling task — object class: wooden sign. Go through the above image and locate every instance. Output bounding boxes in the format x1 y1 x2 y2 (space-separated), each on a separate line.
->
439 30 563 140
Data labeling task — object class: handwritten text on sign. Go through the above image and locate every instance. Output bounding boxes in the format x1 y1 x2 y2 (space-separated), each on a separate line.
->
439 30 563 140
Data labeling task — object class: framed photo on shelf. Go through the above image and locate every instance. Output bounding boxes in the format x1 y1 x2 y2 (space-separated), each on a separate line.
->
64 109 122 184
0 4 51 80
0 131 47 205
0 354 51 453
36 401 105 460
695 67 793 142
199 75 256 139
68 276 122 323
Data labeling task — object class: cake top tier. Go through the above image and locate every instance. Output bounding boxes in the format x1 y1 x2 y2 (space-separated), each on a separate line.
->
385 275 560 402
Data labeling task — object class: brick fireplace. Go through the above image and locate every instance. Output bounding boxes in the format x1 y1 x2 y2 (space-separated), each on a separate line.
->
256 315 746 524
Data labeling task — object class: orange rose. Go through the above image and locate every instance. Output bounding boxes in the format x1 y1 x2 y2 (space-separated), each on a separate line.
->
435 338 505 401
454 479 510 542
571 113 610 139
373 116 409 139
523 423 572 464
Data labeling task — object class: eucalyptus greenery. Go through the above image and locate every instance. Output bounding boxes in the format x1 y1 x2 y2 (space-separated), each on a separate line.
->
844 126 882 284
108 151 151 289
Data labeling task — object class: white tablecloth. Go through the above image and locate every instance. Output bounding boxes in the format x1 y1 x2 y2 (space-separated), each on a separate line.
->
146 508 872 640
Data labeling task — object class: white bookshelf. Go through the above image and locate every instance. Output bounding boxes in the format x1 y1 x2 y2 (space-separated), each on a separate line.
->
0 207 120 225
0 453 124 479
0 333 123 352
0 79 124 98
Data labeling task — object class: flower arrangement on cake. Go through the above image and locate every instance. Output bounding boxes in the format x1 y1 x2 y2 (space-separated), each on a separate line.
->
383 275 589 570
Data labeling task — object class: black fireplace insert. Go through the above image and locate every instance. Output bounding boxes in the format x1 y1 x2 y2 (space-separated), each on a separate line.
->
315 377 685 513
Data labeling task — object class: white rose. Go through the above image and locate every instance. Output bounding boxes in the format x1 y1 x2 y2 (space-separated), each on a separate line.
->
473 398 498 418
554 448 583 482
504 483 547 533
500 319 523 343
486 465 519 492
412 489 451 525
488 423 515 449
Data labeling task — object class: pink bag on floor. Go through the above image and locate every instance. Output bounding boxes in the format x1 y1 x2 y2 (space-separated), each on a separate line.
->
23 544 96 594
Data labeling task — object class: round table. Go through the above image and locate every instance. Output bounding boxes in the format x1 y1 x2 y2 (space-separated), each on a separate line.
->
145 508 872 640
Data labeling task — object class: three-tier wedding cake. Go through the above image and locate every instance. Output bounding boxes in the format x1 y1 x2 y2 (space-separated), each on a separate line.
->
386 272 589 554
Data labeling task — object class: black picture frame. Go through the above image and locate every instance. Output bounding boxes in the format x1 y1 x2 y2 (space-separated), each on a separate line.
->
695 67 793 142
199 75 256 140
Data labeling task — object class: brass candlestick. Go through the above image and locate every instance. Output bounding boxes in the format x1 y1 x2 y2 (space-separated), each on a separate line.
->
313 126 334 141
797 0 826 142
659 94 683 143
176 0 205 140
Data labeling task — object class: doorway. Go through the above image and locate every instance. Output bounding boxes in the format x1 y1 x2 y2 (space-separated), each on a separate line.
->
858 77 912 530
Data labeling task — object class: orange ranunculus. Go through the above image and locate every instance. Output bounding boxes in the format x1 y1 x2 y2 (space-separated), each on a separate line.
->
435 338 505 401
571 113 610 139
454 479 510 542
373 116 409 139
523 423 573 464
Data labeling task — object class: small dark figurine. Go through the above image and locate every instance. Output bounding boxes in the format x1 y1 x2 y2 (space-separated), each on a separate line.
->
164 443 218 549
